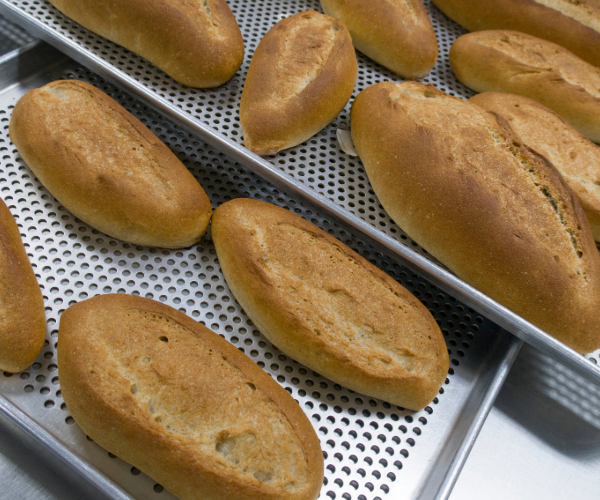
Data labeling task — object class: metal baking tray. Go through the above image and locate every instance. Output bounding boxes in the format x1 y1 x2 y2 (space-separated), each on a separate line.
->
0 0 595 385
0 41 520 500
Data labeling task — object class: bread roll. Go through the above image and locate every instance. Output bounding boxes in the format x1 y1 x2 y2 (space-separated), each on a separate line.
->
431 0 600 68
212 199 449 411
58 294 323 500
0 197 46 373
450 30 600 143
240 10 357 156
320 0 438 79
470 92 600 242
48 0 244 88
9 80 212 248
351 81 600 354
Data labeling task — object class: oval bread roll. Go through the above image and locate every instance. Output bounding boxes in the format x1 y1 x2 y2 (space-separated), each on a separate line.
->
351 81 600 354
9 80 212 248
58 294 324 500
212 199 449 411
48 0 244 88
470 92 600 242
431 0 600 68
240 10 357 156
0 197 46 373
450 30 600 143
320 0 438 79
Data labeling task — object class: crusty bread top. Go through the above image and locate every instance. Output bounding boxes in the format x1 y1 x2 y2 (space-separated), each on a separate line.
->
531 0 600 32
49 0 244 88
431 0 600 68
58 294 323 500
470 92 600 241
9 80 212 248
320 0 438 79
240 10 357 155
212 199 449 410
450 30 600 142
0 197 46 373
270 16 338 102
454 30 600 97
351 81 600 353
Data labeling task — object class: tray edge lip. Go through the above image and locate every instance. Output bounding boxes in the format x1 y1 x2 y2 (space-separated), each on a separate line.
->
430 336 523 500
0 393 134 500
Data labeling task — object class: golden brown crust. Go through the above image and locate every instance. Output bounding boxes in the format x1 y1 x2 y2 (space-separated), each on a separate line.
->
240 10 357 156
58 294 324 500
470 91 600 242
321 0 438 79
351 81 600 354
450 30 600 143
49 0 244 88
211 199 449 411
9 80 212 248
432 0 600 68
0 197 45 373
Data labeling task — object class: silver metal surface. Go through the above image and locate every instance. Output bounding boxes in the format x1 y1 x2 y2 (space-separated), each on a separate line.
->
0 0 595 386
0 395 131 500
0 13 33 56
431 338 523 500
0 408 99 500
450 343 600 500
0 43 518 500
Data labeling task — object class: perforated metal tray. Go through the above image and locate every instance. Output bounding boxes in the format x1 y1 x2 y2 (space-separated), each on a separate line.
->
0 42 521 500
0 0 595 386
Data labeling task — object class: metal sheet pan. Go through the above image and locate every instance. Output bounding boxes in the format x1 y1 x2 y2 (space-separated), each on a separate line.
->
0 42 520 500
0 0 595 385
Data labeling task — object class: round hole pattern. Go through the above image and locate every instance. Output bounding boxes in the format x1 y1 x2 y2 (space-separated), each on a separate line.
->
10 0 475 267
0 65 499 498
1 1 508 498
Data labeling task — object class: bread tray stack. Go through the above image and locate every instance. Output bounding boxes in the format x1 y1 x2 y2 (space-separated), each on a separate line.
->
0 0 597 385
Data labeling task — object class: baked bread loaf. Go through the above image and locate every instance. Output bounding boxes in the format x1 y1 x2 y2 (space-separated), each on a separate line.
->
351 81 600 354
450 30 600 143
431 0 600 68
240 10 357 156
58 294 324 500
0 197 45 373
320 0 438 79
470 91 600 242
9 80 212 248
211 198 449 411
48 0 244 88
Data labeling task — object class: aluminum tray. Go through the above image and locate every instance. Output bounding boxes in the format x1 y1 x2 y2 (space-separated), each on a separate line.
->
0 42 520 500
0 0 595 385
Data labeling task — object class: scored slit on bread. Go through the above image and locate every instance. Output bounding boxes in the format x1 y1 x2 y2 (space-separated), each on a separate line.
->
351 81 600 353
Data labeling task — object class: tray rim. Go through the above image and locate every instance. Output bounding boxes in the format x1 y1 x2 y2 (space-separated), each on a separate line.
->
0 0 595 386
0 40 523 500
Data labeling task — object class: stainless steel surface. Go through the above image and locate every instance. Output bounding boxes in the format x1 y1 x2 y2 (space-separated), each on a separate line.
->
450 343 600 500
431 338 523 500
0 410 94 500
0 43 518 500
0 0 595 387
0 395 130 500
0 13 33 56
